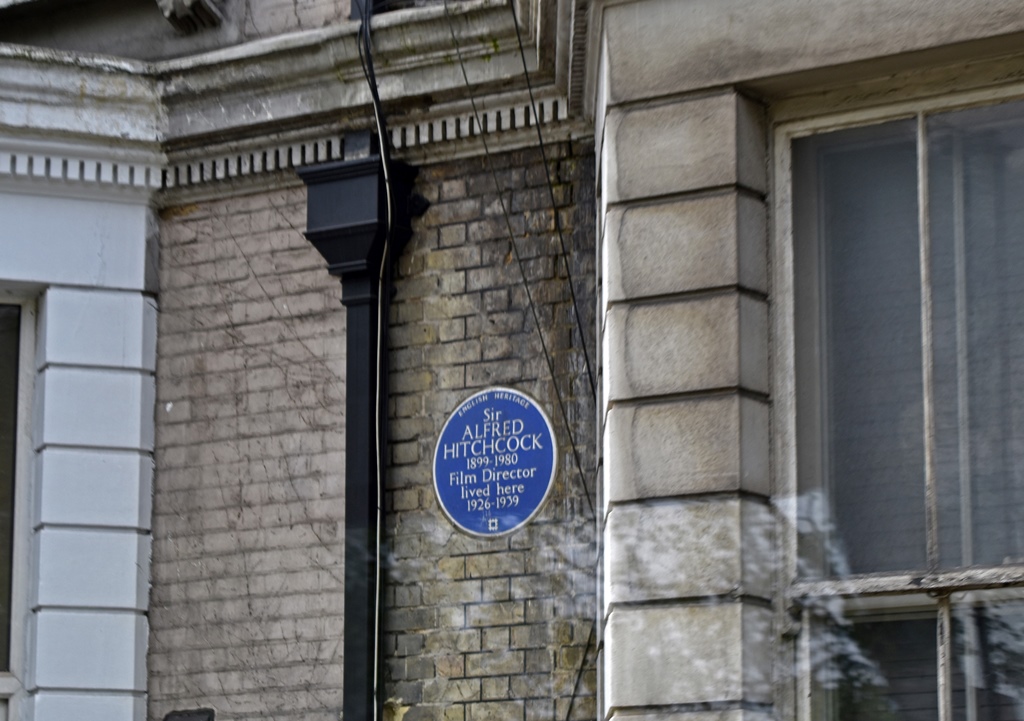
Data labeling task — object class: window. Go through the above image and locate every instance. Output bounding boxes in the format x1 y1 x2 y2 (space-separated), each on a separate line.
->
0 301 28 718
0 306 17 674
790 99 1024 720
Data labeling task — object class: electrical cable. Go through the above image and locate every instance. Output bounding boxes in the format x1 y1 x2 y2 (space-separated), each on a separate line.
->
442 8 600 721
442 0 594 522
507 0 595 400
357 6 598 721
504 12 601 719
565 621 596 721
356 3 397 720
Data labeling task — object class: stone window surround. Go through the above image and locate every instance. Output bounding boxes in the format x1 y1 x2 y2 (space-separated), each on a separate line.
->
772 79 1024 721
0 183 156 721
0 296 34 721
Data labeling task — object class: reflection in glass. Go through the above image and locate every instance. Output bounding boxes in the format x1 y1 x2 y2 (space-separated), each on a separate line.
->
953 602 1024 721
929 102 1024 569
0 305 18 671
794 121 926 577
794 99 1024 721
814 616 937 721
813 604 1024 721
795 101 1024 577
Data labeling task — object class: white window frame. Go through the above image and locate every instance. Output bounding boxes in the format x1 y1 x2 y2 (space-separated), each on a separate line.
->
0 294 35 721
773 81 1024 721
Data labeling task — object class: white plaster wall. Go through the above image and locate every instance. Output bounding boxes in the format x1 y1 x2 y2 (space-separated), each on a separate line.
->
0 186 155 721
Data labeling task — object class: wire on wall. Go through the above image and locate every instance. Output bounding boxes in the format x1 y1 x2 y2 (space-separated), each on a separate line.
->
481 7 601 719
437 16 600 721
356 2 396 719
441 0 595 522
507 0 596 401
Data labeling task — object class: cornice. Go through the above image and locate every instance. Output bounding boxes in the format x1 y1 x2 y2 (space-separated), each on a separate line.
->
0 46 163 200
0 85 585 204
158 86 588 205
154 0 544 148
0 137 164 202
0 45 161 147
0 0 592 200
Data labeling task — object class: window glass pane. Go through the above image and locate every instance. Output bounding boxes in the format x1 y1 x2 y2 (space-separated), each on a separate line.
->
929 101 1024 568
0 305 18 671
813 615 938 721
953 601 1024 721
794 121 926 576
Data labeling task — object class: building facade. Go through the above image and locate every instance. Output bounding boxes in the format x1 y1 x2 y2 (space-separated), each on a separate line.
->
2 1 1024 720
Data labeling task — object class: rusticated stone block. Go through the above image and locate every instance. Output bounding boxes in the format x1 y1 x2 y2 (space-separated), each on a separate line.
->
604 497 773 603
604 603 771 708
604 191 767 304
603 92 766 204
604 292 768 401
604 395 768 499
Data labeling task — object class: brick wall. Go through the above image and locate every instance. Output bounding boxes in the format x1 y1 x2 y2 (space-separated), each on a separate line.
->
384 140 598 721
149 139 597 721
150 185 347 721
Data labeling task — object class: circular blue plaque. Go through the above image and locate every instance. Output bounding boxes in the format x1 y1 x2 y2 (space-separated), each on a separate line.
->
433 388 557 537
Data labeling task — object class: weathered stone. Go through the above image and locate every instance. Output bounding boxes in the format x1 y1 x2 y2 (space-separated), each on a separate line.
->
423 678 480 704
466 701 523 721
605 603 771 708
604 395 769 499
604 293 768 400
465 651 524 677
604 497 773 603
604 92 766 204
466 553 526 579
481 676 510 700
382 143 597 721
600 0 1024 105
466 601 525 628
610 713 773 721
152 187 346 720
604 192 767 304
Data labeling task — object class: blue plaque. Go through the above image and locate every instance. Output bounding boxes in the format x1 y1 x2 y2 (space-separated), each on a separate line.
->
433 388 557 537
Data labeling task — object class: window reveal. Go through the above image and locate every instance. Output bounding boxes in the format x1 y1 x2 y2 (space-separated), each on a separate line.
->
0 305 18 673
792 100 1024 721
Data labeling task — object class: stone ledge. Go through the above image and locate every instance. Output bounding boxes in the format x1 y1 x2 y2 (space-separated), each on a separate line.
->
590 0 1024 108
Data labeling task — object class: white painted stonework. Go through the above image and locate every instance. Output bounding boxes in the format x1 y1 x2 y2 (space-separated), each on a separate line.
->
0 131 157 720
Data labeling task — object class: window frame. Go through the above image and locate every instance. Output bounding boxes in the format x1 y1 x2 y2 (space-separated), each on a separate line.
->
0 295 34 720
773 84 1024 721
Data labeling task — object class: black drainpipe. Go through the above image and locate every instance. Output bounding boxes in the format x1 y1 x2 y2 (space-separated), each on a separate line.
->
298 137 422 721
